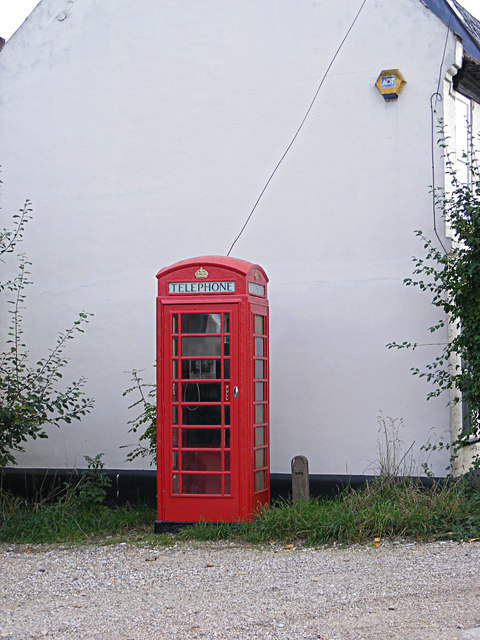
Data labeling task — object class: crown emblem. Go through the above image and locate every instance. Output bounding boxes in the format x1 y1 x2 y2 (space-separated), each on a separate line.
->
195 267 208 279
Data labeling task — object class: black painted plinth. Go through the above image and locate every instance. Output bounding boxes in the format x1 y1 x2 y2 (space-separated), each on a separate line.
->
154 520 195 534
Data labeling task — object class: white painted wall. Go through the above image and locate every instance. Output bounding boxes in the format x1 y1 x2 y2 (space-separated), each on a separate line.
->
0 0 458 475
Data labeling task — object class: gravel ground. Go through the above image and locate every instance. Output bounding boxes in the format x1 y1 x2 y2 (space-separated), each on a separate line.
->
1 539 480 640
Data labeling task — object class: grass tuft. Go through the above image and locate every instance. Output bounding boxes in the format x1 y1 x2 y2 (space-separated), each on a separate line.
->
0 486 155 544
178 476 480 545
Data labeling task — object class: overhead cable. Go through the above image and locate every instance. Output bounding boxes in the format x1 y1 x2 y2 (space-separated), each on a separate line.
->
226 0 368 256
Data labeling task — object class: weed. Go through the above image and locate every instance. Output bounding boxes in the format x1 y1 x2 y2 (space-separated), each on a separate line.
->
76 453 112 505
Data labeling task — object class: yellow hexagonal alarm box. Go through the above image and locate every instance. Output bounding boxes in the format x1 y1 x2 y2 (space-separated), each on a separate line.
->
375 69 406 100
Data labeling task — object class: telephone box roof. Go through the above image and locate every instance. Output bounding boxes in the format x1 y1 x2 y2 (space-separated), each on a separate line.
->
156 256 268 281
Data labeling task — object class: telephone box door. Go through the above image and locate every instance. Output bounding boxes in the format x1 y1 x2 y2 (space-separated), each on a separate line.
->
159 303 240 523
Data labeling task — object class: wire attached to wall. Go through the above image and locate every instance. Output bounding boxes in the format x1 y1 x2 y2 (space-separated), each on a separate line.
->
430 92 448 254
430 11 453 255
226 0 368 257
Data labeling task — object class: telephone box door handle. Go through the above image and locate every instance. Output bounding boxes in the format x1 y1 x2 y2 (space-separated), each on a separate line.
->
233 386 239 398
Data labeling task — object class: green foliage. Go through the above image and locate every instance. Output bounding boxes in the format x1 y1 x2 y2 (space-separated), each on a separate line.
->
0 196 32 271
77 453 112 505
122 369 156 464
178 477 480 545
0 188 93 466
0 485 155 544
2 475 479 545
175 418 480 545
387 130 480 447
0 453 154 543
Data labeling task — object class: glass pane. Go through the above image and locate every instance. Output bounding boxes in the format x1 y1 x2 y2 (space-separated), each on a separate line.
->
224 405 230 425
255 315 264 335
172 359 178 379
255 337 264 357
249 282 265 297
182 405 221 425
224 475 231 494
255 426 264 447
172 428 178 447
255 359 264 379
224 359 230 379
172 474 179 494
172 405 178 425
172 382 177 401
255 448 264 469
181 428 221 448
255 404 265 424
181 314 221 334
255 382 264 402
224 450 230 471
182 359 221 379
172 337 178 356
224 336 230 356
182 336 221 357
224 314 230 333
182 382 221 403
181 474 222 494
255 470 265 492
224 429 230 448
172 315 178 334
182 450 222 471
172 451 178 471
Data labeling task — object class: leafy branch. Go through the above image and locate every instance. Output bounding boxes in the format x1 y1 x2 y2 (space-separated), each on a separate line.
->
387 127 480 466
0 184 94 467
121 368 156 464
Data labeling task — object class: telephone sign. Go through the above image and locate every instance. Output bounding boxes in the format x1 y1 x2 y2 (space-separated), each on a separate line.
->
168 281 235 294
155 256 270 530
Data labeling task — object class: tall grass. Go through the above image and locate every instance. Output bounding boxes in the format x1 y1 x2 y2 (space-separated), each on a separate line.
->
179 477 480 545
2 478 479 545
0 486 156 544
5 414 475 546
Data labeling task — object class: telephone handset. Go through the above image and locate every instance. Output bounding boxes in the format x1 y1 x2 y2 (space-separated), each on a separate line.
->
189 359 215 379
184 360 211 408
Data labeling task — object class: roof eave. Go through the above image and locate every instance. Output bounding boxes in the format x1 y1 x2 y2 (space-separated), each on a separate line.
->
453 52 480 102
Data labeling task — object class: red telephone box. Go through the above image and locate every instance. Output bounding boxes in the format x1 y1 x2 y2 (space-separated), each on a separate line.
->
155 256 269 530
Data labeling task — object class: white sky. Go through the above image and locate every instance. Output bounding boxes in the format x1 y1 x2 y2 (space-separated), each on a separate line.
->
0 0 479 41
0 0 40 41
457 0 480 20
